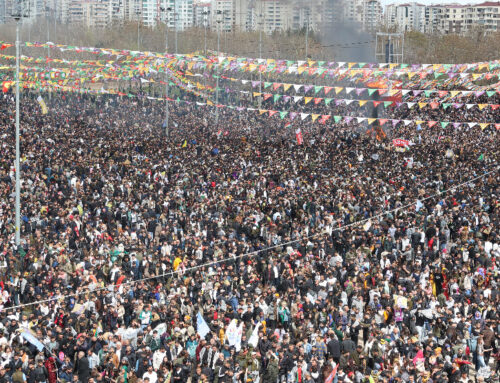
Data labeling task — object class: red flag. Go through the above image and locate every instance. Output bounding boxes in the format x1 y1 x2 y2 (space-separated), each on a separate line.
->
295 128 303 145
325 364 339 383
393 138 410 147
320 115 331 124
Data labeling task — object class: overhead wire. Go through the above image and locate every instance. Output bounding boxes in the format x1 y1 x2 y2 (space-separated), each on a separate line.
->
3 165 498 313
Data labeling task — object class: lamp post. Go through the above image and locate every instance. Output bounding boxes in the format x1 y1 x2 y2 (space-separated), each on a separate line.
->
136 9 141 50
215 10 222 124
305 19 309 59
258 11 262 108
161 6 172 137
202 10 210 55
14 7 21 247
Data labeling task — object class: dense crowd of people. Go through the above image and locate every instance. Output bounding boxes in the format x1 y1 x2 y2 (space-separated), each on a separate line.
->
0 81 498 383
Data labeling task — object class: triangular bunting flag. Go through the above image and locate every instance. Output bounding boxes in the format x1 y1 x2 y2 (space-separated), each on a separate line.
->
273 94 282 103
479 123 489 130
324 86 333 95
359 100 368 107
314 98 322 105
324 98 333 105
272 83 282 91
311 114 320 122
428 121 437 128
314 86 323 94
279 111 288 119
283 83 292 91
268 110 278 117
440 122 449 129
304 97 313 105
367 118 376 125
320 115 331 124
300 113 309 121
334 87 343 94
333 115 342 123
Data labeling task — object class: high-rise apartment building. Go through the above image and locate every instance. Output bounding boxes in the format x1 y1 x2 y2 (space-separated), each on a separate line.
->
385 1 500 34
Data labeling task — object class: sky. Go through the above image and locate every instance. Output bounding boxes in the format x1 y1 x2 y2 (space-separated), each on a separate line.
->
380 0 475 5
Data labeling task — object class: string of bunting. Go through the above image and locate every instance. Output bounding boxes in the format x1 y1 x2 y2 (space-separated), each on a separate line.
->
13 78 499 132
3 41 500 72
248 92 500 111
2 42 500 79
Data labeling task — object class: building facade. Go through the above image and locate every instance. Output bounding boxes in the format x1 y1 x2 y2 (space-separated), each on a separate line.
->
385 1 500 34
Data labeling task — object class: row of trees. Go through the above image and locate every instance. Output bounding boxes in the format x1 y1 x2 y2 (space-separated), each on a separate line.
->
0 20 499 63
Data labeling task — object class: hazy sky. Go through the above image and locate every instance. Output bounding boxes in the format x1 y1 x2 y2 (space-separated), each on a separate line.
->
380 0 475 5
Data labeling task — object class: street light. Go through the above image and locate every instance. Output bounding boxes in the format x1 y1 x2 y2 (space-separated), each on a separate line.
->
13 1 23 248
215 10 223 124
202 10 210 55
160 6 172 137
136 9 141 50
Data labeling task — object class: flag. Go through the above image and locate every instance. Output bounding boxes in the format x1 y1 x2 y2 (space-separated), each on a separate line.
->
181 139 187 148
37 96 48 115
196 312 210 339
19 328 45 352
295 128 303 145
284 122 291 129
325 364 339 383
226 319 243 351
478 153 484 161
248 323 261 348
393 139 410 148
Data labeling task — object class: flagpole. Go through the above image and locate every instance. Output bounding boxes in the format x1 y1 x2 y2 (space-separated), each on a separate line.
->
15 15 21 246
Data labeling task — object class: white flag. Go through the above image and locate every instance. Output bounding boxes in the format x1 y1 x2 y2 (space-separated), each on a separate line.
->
196 312 210 339
248 323 261 348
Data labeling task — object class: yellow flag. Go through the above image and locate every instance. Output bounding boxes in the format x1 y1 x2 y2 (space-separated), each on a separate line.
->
37 96 48 115
283 83 292 91
311 114 320 122
367 118 376 125
334 87 343 94
182 140 187 148
418 102 427 109
478 104 487 110
480 123 489 130
304 97 312 105
359 100 368 107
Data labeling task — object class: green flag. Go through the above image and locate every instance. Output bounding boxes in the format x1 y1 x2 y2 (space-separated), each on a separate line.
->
273 94 282 103
333 115 342 123
440 122 449 128
279 111 288 120
478 153 484 161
